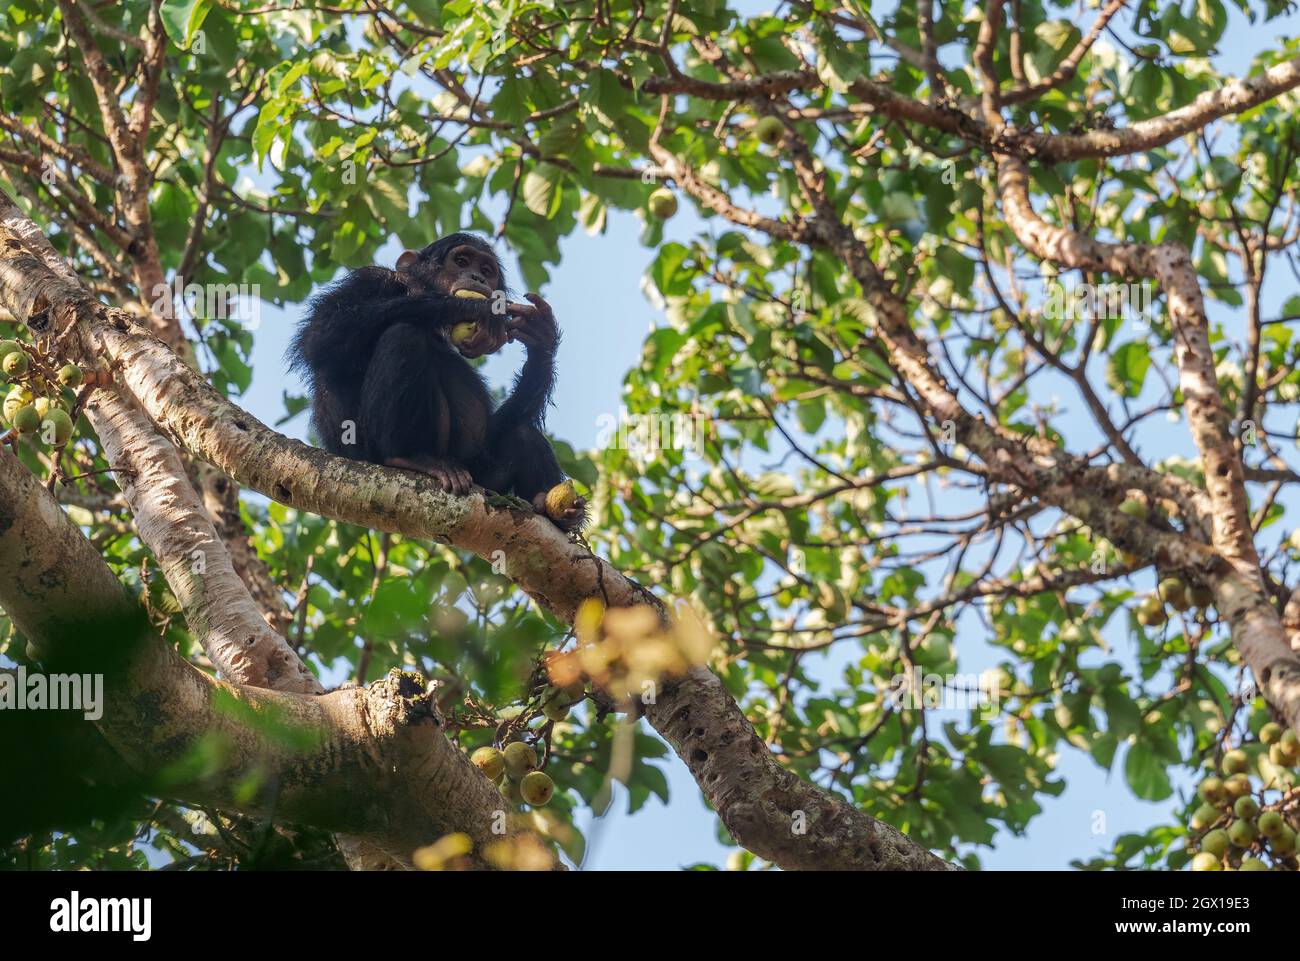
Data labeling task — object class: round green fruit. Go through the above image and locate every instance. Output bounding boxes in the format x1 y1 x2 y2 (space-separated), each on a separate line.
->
1233 796 1259 820
11 404 39 434
647 188 678 220
1239 857 1268 871
1258 811 1286 838
1268 825 1296 855
519 770 554 806
58 363 83 388
1222 749 1250 776
3 351 29 377
0 339 21 360
502 741 538 779
1136 595 1167 626
1190 852 1221 871
1260 722 1283 746
753 115 785 146
1158 578 1189 611
1228 818 1258 848
1190 803 1222 831
543 697 570 722
41 408 73 445
471 746 505 781
1201 828 1231 859
1198 777 1226 805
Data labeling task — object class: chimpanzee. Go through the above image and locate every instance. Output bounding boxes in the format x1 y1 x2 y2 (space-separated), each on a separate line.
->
288 233 586 531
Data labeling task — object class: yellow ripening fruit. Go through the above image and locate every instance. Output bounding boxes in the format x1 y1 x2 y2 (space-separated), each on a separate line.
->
519 771 554 806
1190 851 1221 871
1280 729 1300 758
58 363 83 387
41 408 73 445
450 322 477 346
453 288 487 300
1159 578 1189 612
502 741 538 780
471 746 505 781
1260 722 1283 746
544 479 578 518
647 187 678 220
1198 777 1226 805
1222 749 1250 776
1223 773 1252 798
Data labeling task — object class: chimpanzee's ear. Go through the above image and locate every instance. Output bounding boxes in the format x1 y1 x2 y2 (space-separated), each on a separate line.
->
396 250 419 271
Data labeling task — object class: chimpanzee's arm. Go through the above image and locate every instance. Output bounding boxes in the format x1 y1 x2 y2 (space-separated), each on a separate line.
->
489 294 559 437
289 267 493 386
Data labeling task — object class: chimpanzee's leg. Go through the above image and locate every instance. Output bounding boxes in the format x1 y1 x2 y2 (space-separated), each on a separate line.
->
357 323 473 494
475 423 585 530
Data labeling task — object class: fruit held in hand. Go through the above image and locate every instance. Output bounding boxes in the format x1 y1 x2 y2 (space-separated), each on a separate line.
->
450 322 477 346
754 115 784 146
3 351 28 376
519 770 554 806
58 363 83 387
544 479 578 519
502 741 538 779
647 188 678 220
453 289 487 300
471 746 505 781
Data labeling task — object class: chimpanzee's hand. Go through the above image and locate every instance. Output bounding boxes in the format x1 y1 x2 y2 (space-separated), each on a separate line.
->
506 293 559 354
455 303 509 359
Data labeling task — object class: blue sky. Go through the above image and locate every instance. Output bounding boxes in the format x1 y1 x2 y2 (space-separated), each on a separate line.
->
227 4 1300 870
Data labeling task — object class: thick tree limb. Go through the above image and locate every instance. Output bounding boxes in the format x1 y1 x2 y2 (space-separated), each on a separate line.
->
0 204 952 871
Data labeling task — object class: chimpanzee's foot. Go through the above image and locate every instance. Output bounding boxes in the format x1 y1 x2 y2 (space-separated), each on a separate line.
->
534 483 587 532
384 457 474 495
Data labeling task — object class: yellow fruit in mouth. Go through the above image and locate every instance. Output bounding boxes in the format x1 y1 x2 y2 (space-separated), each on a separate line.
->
450 322 477 346
544 480 577 518
453 289 487 300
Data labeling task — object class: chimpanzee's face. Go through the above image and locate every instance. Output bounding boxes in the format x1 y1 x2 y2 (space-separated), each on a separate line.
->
398 243 502 298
